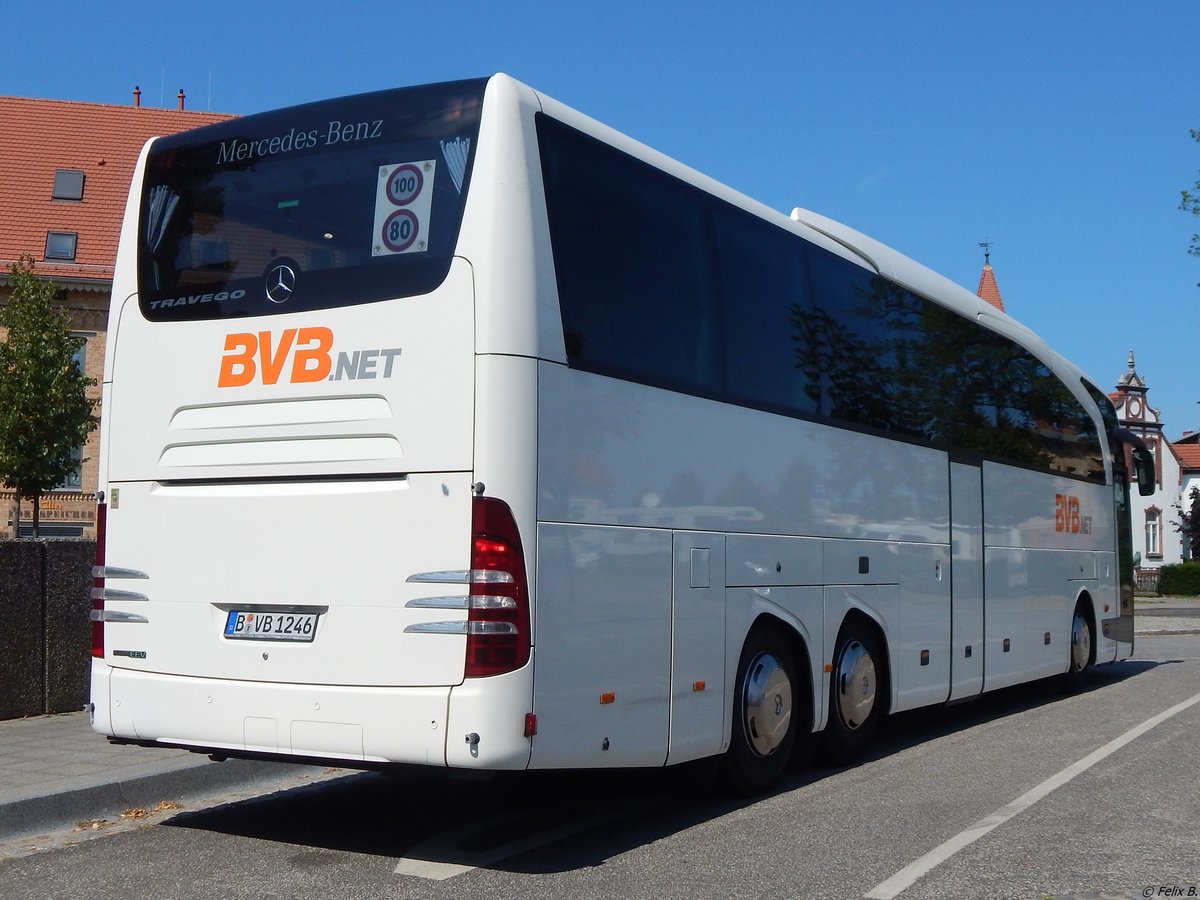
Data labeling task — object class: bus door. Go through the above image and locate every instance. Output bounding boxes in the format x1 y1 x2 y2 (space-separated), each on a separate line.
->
949 459 985 700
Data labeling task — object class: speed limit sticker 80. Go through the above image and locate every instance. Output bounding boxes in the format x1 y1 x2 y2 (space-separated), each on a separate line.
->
372 160 436 256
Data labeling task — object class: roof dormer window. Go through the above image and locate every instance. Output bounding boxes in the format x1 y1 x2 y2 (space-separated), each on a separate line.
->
45 231 78 260
52 169 85 201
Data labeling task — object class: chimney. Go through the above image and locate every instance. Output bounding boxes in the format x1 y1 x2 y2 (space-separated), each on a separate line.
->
133 85 141 108
177 88 186 111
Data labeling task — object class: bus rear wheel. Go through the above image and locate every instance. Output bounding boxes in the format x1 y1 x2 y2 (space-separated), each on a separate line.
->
821 620 882 765
720 625 798 794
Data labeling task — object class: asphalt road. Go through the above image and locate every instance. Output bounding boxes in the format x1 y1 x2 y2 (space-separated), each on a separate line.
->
2 633 1197 900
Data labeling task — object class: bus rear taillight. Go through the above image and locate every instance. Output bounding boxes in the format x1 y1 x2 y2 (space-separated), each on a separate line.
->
465 497 530 678
90 499 107 659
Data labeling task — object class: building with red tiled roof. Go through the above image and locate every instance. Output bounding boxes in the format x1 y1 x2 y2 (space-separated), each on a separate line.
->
0 91 234 537
1173 442 1200 471
1168 431 1200 560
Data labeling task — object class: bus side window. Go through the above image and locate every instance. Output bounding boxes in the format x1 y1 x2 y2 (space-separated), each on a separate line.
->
712 208 815 417
539 116 717 392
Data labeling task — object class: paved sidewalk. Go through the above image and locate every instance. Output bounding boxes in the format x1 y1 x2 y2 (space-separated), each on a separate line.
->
2 604 1195 846
0 711 327 842
1133 597 1200 635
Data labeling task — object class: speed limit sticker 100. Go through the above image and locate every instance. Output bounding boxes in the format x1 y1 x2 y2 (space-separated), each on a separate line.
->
373 160 436 256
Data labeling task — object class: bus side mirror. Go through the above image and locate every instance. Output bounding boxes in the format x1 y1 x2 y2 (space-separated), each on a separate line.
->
1133 447 1155 496
1112 428 1156 497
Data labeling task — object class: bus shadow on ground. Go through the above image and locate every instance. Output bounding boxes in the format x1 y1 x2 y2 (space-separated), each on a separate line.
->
164 658 1163 876
865 656 1162 763
164 764 764 875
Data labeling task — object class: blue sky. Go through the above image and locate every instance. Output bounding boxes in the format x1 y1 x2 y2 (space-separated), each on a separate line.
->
7 1 1198 435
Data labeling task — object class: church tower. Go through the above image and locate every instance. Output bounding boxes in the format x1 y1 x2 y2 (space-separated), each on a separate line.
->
975 243 1005 312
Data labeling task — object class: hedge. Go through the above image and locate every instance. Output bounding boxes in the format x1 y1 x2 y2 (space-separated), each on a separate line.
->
1156 561 1200 597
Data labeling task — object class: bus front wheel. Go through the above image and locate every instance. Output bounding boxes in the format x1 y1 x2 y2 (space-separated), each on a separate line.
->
1062 600 1094 693
721 625 798 794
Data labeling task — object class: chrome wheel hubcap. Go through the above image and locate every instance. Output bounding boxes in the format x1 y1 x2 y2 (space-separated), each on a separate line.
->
742 651 793 757
1072 611 1091 672
834 639 876 731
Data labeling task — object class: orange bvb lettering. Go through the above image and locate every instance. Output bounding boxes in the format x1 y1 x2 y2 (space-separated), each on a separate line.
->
217 333 257 387
217 327 334 387
257 329 295 385
1054 493 1082 534
292 327 334 382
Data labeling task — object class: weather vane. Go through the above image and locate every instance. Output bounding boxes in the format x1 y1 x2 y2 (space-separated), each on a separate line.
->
978 240 993 264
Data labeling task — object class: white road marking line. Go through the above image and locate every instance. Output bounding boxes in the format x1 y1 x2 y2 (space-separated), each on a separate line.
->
394 801 652 881
865 691 1200 900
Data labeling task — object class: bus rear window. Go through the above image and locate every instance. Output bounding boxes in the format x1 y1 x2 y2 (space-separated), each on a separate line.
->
138 79 486 321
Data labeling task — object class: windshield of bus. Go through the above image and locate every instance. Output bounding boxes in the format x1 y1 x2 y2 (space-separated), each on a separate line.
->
137 78 486 321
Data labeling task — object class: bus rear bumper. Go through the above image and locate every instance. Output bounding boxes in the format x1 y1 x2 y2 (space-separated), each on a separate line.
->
91 662 464 768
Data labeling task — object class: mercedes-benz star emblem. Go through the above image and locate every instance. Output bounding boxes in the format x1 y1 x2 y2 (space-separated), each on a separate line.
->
265 264 296 304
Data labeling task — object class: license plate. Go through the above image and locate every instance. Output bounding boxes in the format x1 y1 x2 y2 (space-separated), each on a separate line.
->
224 610 318 642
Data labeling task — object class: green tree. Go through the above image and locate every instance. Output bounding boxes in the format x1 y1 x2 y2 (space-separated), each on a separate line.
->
0 255 98 537
1180 129 1200 276
1174 485 1200 559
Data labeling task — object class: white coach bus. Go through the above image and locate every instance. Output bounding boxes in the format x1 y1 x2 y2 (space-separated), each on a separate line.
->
89 74 1153 792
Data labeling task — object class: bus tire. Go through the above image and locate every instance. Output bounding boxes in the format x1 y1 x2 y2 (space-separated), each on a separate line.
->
821 619 883 765
720 624 798 794
1062 600 1094 693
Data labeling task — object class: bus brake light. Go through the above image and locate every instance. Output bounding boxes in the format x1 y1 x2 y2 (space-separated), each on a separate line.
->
466 497 530 677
